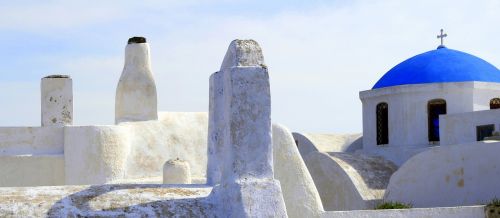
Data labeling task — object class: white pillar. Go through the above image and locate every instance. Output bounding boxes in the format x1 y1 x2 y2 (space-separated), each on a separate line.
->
41 75 73 126
115 36 158 124
163 159 192 184
211 39 287 217
206 71 225 185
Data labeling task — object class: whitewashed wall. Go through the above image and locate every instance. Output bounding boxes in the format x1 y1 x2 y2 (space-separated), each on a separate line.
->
321 206 484 218
440 109 500 146
472 82 500 111
0 127 65 187
273 124 324 218
304 151 397 211
0 127 63 155
292 132 362 157
65 112 208 185
385 142 500 207
360 82 500 150
360 82 477 150
0 155 64 187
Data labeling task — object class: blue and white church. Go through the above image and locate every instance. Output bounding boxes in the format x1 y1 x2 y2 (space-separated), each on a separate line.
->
359 30 500 164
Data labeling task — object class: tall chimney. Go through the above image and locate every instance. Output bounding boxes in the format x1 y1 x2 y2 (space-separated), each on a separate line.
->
41 75 73 126
115 36 158 124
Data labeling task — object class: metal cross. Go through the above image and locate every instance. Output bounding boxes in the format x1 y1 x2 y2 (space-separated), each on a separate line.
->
437 29 447 46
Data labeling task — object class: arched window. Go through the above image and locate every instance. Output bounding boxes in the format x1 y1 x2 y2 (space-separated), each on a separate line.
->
376 102 389 145
428 99 446 142
490 98 500 109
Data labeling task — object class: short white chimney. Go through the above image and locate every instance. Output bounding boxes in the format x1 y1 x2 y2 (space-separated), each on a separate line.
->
41 75 73 126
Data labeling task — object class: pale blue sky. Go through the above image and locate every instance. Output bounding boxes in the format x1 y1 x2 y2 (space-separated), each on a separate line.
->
0 0 499 133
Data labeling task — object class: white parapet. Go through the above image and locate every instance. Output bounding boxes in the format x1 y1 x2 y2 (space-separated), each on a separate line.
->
41 75 73 126
115 36 158 124
210 39 287 217
163 158 192 184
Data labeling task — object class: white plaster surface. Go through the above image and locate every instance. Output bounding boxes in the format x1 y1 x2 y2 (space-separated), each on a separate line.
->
273 124 324 218
440 108 500 146
163 159 192 184
293 132 362 157
360 82 500 149
64 112 208 185
206 71 224 185
115 42 158 124
220 39 265 70
0 154 64 187
304 151 397 211
125 112 208 182
211 39 287 217
320 206 484 218
64 125 131 185
41 76 73 126
385 142 500 207
0 126 63 155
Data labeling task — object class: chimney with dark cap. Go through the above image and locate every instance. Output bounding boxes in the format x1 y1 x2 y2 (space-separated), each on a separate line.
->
115 36 158 124
41 75 73 126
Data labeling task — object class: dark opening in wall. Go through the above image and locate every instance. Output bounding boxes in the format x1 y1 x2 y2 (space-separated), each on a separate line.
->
376 102 389 145
477 124 495 141
428 99 446 142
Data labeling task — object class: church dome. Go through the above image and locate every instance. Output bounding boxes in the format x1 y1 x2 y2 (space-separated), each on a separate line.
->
372 46 500 89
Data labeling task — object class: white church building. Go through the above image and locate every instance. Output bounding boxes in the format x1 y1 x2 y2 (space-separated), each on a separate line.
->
358 36 500 164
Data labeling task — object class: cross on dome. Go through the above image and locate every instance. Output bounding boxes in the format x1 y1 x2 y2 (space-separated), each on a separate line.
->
437 29 448 47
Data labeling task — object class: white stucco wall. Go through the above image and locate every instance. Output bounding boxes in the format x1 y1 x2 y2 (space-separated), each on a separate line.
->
292 132 362 157
0 127 63 155
360 82 490 150
440 109 500 146
64 112 208 185
472 82 500 111
320 206 484 218
273 124 324 218
124 112 208 182
385 142 500 207
64 125 131 185
304 151 397 211
0 155 64 187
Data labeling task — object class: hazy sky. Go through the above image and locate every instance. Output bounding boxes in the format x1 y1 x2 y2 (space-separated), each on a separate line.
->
0 0 498 133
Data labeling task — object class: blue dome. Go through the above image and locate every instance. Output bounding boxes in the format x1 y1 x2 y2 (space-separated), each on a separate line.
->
372 47 500 89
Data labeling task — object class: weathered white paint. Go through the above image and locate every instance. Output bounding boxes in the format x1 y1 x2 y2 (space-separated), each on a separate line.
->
0 126 63 155
64 125 131 185
292 132 363 157
273 124 324 218
385 142 500 207
210 39 287 217
41 75 73 126
320 206 484 218
360 82 500 150
440 109 500 146
304 151 397 211
125 112 208 182
163 159 192 184
206 71 224 185
0 154 64 187
115 38 158 124
63 112 208 185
